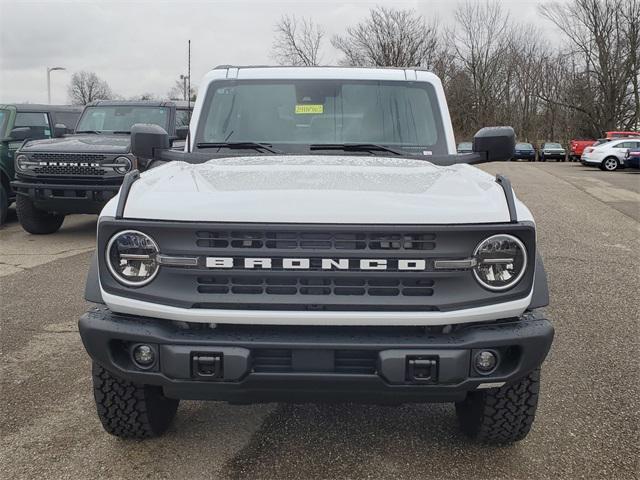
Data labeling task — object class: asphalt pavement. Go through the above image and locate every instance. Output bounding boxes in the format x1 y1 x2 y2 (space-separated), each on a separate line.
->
1 162 638 479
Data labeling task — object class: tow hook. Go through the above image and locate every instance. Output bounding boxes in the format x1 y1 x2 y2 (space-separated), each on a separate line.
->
406 356 437 383
192 353 223 379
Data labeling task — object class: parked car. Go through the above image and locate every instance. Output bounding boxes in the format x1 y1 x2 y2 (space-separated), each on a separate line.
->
513 142 536 161
624 148 640 169
605 130 640 139
569 139 596 162
581 138 640 171
11 101 187 234
539 142 566 162
456 141 472 154
0 104 82 225
171 100 192 150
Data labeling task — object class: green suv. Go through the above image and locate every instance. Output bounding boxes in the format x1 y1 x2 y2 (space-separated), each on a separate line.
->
0 104 82 225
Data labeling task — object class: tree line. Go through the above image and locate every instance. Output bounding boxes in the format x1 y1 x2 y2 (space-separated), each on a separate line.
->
66 72 196 105
272 0 640 142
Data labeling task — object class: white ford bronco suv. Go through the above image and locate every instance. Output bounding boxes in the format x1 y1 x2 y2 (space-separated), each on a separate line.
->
79 66 553 443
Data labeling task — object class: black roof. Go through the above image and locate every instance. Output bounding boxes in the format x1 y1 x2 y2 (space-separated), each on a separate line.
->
87 100 176 107
2 103 83 113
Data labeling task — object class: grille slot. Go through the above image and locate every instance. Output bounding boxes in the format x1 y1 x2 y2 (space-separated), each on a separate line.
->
251 349 377 374
196 276 434 297
252 349 293 372
196 230 435 251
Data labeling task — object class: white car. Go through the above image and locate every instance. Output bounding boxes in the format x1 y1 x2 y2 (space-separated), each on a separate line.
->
581 138 640 171
79 66 553 444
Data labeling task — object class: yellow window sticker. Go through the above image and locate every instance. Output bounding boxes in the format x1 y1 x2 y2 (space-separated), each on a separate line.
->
295 104 324 114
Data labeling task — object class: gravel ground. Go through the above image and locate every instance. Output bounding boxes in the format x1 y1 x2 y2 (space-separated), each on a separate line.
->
1 162 638 479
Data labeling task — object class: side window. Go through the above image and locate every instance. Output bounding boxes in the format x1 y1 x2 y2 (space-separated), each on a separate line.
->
616 142 630 149
54 112 81 131
14 112 52 139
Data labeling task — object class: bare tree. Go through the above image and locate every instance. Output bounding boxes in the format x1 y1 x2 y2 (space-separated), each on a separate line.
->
332 7 439 68
168 79 197 101
448 1 514 131
539 0 640 133
272 15 324 66
67 71 113 105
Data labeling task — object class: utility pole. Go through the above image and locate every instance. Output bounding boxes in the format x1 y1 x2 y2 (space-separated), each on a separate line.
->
180 74 190 101
47 67 66 104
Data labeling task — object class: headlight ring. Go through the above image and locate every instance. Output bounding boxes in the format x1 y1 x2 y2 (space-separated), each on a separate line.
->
472 234 527 291
113 156 133 174
106 230 160 287
15 154 31 171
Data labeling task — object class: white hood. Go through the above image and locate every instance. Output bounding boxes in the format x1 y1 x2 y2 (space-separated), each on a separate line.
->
107 156 524 224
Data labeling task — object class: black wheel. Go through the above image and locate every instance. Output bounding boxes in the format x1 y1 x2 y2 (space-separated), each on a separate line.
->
92 362 179 439
455 369 541 444
601 156 619 171
0 184 7 226
15 195 64 234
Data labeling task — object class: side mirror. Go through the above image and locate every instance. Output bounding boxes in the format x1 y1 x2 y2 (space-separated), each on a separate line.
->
131 123 170 159
472 126 515 162
175 125 189 140
8 127 31 142
53 123 68 138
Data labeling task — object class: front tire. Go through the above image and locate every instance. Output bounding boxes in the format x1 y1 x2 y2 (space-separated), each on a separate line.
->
600 157 619 171
92 362 179 439
16 195 64 234
455 369 541 444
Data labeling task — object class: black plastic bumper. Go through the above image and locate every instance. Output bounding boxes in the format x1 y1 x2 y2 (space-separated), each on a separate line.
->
12 179 120 214
79 308 554 403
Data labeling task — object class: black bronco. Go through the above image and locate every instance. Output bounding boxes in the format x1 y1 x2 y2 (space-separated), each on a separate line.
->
11 100 188 234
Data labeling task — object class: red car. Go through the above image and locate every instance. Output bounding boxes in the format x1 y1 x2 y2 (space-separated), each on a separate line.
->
569 139 596 161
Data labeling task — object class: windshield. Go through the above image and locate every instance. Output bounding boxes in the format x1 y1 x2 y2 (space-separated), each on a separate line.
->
516 143 533 149
0 109 8 137
76 106 170 133
175 109 191 127
546 143 562 148
195 79 446 154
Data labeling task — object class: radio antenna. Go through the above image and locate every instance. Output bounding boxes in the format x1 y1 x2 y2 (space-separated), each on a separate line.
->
187 39 192 153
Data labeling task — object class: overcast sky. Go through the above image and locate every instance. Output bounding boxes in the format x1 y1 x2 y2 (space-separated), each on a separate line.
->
0 0 559 104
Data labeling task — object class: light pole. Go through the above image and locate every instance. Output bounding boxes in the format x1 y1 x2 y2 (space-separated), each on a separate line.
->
47 67 66 104
180 74 190 101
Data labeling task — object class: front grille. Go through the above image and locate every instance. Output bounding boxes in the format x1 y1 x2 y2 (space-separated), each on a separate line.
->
32 153 107 162
31 153 108 176
197 275 434 297
196 230 436 251
98 220 537 312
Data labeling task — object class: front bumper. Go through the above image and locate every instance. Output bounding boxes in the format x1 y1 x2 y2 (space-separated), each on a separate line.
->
541 152 566 160
12 179 120 214
79 307 554 403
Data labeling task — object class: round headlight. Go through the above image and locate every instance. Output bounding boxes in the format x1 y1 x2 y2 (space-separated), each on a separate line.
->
473 234 527 291
106 230 159 286
15 154 30 171
113 156 132 174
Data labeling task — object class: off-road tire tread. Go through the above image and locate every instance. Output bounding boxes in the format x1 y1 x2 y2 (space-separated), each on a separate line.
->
455 368 541 444
15 195 64 234
92 362 178 439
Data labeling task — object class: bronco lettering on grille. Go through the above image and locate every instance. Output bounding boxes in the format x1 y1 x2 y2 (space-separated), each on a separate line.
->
205 257 428 271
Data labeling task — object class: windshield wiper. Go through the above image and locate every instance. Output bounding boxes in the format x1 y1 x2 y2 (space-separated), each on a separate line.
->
75 130 102 134
196 142 282 154
113 130 131 134
309 143 406 155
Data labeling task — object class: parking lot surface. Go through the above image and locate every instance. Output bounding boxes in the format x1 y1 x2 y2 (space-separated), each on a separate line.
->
1 162 638 479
